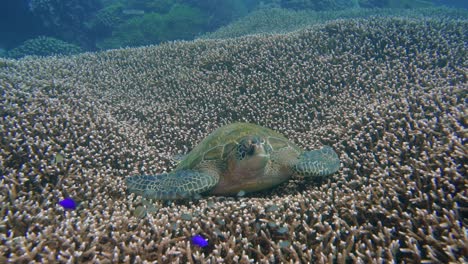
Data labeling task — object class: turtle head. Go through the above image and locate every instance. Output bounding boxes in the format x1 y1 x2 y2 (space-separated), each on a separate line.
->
235 135 270 170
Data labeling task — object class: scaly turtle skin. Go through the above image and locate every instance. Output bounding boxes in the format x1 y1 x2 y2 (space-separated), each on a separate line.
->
126 123 340 200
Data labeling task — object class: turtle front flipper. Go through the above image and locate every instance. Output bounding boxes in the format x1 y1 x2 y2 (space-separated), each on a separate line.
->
294 146 340 177
126 170 219 200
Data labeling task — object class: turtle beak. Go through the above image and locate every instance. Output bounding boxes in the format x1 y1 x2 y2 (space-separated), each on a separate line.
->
251 139 269 157
249 138 262 153
239 136 268 158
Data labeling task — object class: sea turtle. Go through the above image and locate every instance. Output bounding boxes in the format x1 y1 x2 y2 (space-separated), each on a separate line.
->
126 123 340 200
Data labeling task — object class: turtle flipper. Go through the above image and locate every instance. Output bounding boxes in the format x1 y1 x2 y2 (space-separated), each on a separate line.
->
126 170 219 200
294 146 340 177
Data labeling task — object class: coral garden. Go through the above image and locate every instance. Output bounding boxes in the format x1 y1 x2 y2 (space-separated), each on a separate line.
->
0 13 466 262
200 6 468 40
1 0 463 57
6 36 82 59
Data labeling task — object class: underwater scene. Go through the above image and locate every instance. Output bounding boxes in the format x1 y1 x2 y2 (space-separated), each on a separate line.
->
0 0 467 263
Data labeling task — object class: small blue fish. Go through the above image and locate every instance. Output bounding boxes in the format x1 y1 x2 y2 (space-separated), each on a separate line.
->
191 235 208 248
58 198 77 210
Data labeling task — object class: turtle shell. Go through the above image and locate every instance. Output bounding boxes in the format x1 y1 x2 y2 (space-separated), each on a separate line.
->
175 122 301 171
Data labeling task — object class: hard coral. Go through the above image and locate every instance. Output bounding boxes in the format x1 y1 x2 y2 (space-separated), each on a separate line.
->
97 4 208 49
200 7 468 40
7 36 82 58
0 14 466 263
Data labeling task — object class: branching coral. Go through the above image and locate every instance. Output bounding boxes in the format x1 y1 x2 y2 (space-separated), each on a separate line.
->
0 14 466 263
7 36 82 58
200 7 468 40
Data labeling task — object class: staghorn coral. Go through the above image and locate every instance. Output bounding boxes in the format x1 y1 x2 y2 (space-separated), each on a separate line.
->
0 15 467 263
200 7 468 40
6 36 82 59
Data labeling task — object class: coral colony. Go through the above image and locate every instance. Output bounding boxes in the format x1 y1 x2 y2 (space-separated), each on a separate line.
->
0 15 466 263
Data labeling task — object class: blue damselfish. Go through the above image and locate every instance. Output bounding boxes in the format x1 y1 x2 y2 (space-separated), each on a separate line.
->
58 198 77 210
191 235 208 247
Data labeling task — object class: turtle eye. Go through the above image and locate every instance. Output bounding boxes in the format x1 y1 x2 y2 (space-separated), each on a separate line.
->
237 139 255 160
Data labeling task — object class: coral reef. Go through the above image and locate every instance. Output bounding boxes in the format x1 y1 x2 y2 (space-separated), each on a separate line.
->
8 0 462 53
200 8 321 39
200 7 468 39
90 0 251 50
184 0 250 30
281 0 359 10
0 16 467 263
6 36 82 59
97 4 208 49
85 3 125 34
27 0 102 47
28 0 102 28
359 0 434 9
260 0 437 9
